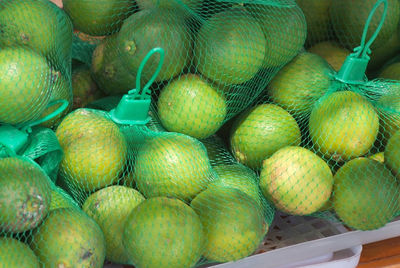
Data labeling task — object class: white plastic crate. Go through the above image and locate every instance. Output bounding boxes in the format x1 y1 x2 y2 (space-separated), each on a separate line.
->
105 212 400 268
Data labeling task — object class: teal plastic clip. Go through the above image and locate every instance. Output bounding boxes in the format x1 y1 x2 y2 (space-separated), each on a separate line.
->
335 0 388 84
0 99 69 156
16 99 70 133
110 47 165 125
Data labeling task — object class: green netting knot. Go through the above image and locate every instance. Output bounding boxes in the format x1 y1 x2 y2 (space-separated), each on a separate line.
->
0 125 27 157
110 47 165 125
335 0 388 84
0 99 68 157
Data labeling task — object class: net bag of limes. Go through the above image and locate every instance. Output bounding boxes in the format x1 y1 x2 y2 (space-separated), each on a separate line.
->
54 43 275 267
297 0 400 76
224 0 399 232
0 0 74 130
0 124 85 267
65 0 308 131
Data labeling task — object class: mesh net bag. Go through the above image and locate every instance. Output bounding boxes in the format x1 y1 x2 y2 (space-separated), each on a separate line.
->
229 0 400 231
297 0 400 75
52 102 274 266
0 125 93 267
0 0 73 129
65 0 308 137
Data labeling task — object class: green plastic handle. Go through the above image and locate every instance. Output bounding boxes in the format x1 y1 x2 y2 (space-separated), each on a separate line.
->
17 99 69 133
134 47 165 100
110 47 165 125
335 0 388 83
355 0 388 59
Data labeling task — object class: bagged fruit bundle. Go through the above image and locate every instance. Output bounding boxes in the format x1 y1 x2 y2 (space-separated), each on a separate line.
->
297 0 400 75
0 0 74 129
223 0 400 231
64 0 308 139
51 44 275 267
0 127 99 267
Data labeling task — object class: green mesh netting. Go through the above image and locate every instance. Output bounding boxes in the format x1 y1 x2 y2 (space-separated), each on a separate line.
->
2 0 400 267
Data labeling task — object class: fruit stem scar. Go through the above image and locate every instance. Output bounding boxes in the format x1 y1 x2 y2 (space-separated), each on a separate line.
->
81 249 93 260
124 40 137 55
20 32 29 43
57 262 68 268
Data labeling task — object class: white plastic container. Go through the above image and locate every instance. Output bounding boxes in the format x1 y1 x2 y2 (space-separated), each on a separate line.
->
105 212 400 268
276 245 362 268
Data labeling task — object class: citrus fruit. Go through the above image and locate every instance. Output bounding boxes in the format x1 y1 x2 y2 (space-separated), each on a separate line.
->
123 197 204 268
194 7 266 85
134 133 213 201
0 157 51 233
191 187 265 262
83 186 145 264
309 91 379 161
333 157 398 230
31 208 106 268
56 109 127 192
308 41 350 71
268 52 333 119
230 104 301 169
157 74 227 139
259 146 333 215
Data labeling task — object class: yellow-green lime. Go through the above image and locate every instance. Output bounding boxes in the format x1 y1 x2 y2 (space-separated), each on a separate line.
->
0 0 73 74
333 157 398 230
208 164 261 207
134 133 213 201
296 0 332 46
191 187 266 263
39 72 73 129
91 34 136 95
369 30 400 72
249 4 306 68
194 7 266 85
330 0 400 50
375 85 400 146
309 91 379 161
72 65 105 109
0 157 51 233
385 129 400 179
230 104 301 169
117 8 192 83
0 237 40 268
158 74 227 139
31 208 106 268
308 41 350 71
136 0 203 10
369 152 384 163
56 109 127 192
0 47 52 125
83 186 145 264
49 187 79 211
123 197 204 268
63 0 136 36
259 146 333 215
268 52 333 119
